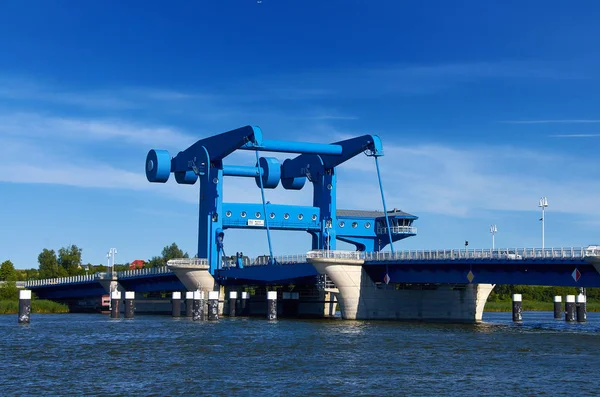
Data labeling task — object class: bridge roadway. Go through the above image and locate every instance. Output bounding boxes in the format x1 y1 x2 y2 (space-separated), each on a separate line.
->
24 246 600 300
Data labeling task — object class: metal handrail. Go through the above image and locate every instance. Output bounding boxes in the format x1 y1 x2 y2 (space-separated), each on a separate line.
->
307 250 362 260
167 258 209 267
118 266 172 278
377 226 417 234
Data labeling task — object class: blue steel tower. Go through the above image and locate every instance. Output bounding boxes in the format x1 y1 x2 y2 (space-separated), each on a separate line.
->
145 125 416 274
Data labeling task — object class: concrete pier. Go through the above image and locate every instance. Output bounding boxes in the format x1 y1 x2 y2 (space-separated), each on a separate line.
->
208 291 219 321
553 296 562 319
228 291 237 317
18 290 31 324
512 294 522 322
124 291 135 319
576 294 587 323
172 292 182 317
110 290 121 319
565 295 576 322
240 292 250 316
185 291 193 317
267 291 277 320
167 259 214 293
309 256 494 322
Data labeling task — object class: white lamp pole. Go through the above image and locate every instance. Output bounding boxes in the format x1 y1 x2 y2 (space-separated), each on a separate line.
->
490 224 497 250
538 197 548 249
108 248 117 275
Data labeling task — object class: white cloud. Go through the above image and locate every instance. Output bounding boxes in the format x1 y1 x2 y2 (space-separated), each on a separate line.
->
500 120 600 124
3 114 597 224
550 134 600 138
338 143 600 218
0 112 195 149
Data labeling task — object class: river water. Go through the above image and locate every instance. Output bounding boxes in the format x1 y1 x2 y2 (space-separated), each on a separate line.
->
1 312 599 396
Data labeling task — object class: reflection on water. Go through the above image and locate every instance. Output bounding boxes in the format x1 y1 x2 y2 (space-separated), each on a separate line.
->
1 312 600 396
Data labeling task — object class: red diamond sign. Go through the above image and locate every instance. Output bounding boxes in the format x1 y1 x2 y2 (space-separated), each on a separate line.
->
572 268 581 282
384 273 391 285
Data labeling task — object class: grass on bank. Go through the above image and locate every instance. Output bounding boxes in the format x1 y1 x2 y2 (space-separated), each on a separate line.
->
485 300 600 312
0 299 69 314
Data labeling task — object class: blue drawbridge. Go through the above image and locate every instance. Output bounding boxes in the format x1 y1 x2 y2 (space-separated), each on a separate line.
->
145 125 416 278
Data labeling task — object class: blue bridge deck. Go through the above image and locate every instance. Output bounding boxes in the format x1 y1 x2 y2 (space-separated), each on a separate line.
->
24 247 600 299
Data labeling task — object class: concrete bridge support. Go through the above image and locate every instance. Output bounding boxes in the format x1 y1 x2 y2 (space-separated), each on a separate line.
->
168 264 216 293
309 257 494 323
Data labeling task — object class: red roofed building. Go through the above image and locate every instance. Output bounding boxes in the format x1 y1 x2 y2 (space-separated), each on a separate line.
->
130 260 145 270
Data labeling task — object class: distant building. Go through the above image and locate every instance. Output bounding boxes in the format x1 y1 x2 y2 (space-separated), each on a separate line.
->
130 260 145 270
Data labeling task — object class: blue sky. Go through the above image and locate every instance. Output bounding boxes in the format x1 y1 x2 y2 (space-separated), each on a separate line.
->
1 1 599 269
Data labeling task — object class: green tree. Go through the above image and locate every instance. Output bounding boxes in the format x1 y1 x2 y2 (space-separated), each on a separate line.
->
161 243 189 262
38 249 67 279
0 280 18 300
0 260 17 281
19 268 39 281
147 243 189 268
58 245 83 276
146 256 164 268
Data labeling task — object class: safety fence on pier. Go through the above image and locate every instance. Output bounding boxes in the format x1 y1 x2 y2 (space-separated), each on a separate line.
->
116 266 172 278
307 247 599 261
25 274 97 288
247 254 308 266
24 266 173 288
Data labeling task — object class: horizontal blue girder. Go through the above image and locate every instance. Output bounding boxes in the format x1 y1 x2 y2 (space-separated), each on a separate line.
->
222 203 321 231
223 165 263 177
363 259 600 287
241 140 342 155
218 263 318 283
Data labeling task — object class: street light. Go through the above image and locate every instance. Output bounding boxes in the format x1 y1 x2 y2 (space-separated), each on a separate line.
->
108 248 117 275
490 224 497 250
538 197 548 249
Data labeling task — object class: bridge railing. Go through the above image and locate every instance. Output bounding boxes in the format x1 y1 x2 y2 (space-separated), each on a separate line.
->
118 266 171 278
25 266 175 288
25 274 96 288
167 258 209 267
307 250 362 260
363 247 589 261
244 254 308 266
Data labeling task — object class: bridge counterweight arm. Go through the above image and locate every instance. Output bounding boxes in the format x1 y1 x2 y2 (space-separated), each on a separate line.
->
281 134 383 179
240 139 342 156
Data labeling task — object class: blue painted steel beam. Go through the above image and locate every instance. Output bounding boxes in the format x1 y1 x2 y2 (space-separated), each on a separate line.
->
281 135 383 180
241 140 342 155
118 275 184 293
222 203 321 231
29 282 107 299
217 263 318 283
363 259 600 287
181 125 263 163
223 165 263 177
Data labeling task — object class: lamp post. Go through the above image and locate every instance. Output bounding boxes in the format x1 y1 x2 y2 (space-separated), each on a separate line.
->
108 248 117 276
490 224 497 250
538 197 548 249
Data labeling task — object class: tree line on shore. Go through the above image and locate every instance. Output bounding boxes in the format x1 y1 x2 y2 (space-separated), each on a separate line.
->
0 242 189 282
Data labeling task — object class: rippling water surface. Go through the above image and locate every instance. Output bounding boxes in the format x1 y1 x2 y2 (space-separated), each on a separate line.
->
2 312 600 396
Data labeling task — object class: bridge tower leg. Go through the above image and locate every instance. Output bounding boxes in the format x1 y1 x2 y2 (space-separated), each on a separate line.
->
198 164 224 277
312 171 337 250
308 257 494 323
